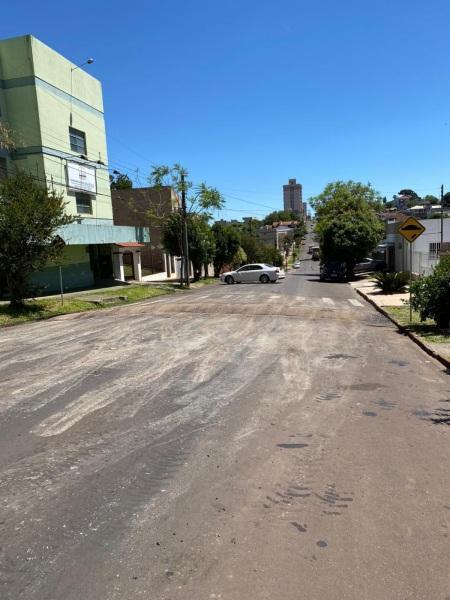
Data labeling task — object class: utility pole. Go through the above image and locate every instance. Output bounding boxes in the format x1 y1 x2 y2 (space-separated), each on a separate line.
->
180 172 190 288
440 184 444 251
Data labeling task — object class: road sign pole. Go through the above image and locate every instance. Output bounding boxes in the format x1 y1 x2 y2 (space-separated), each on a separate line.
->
409 241 413 322
397 217 425 324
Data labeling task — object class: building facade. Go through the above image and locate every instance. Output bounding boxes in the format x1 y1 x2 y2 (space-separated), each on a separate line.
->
111 186 179 278
0 35 148 292
385 217 450 275
258 221 299 250
283 178 303 216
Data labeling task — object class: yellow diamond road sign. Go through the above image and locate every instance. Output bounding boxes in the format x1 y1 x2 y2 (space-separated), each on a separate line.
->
398 216 426 243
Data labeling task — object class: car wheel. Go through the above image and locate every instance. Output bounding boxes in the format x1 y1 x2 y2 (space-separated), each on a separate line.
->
225 275 234 284
260 274 270 284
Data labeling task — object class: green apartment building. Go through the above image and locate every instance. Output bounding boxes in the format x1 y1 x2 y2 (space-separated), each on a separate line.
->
0 34 148 292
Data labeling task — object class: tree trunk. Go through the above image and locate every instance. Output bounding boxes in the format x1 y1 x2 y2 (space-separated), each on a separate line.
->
7 273 27 308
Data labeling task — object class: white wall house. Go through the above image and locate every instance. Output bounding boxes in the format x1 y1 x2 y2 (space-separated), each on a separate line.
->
386 218 450 275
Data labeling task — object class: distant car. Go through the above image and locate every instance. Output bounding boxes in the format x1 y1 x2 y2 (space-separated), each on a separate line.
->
220 263 279 284
353 257 387 275
307 246 313 254
293 261 301 269
311 246 320 261
319 261 348 282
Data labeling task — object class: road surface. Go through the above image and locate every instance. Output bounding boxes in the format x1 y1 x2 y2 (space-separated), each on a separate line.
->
0 253 449 599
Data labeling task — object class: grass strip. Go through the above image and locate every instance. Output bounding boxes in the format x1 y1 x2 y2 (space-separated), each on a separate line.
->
0 284 174 327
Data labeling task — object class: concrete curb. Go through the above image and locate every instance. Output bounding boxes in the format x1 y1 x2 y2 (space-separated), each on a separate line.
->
354 287 450 371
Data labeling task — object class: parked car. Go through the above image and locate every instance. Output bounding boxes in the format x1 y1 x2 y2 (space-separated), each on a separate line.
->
311 246 320 261
353 257 387 275
319 261 348 282
293 261 301 269
220 263 279 284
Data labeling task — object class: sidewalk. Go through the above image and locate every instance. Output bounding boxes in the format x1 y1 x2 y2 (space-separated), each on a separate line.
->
350 278 450 368
349 278 409 307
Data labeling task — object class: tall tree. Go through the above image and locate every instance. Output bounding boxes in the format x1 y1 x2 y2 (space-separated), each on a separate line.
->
150 164 224 283
311 181 384 274
212 223 241 276
0 172 76 307
188 215 216 280
162 213 215 280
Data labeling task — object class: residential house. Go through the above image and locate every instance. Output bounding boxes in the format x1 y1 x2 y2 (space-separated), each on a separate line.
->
0 34 148 292
385 216 450 275
111 186 179 278
258 221 299 251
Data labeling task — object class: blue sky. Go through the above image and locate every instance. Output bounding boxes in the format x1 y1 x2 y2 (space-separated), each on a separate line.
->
3 0 450 219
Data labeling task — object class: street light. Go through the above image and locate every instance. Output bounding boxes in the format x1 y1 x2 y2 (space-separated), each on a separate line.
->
70 58 94 125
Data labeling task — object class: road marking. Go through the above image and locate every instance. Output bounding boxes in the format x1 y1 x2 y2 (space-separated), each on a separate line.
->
348 299 363 307
322 297 334 305
195 295 210 300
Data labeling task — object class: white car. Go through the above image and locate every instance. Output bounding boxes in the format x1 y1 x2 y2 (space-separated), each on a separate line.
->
220 263 279 284
293 261 301 269
263 264 285 279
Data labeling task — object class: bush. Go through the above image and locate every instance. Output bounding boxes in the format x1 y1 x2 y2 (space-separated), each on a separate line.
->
373 271 410 294
410 256 450 328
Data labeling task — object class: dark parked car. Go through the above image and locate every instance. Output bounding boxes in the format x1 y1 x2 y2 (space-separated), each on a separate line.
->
319 261 348 282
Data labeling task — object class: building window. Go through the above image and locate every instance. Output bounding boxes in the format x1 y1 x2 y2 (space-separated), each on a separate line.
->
69 127 87 155
0 157 7 181
76 193 93 214
429 242 441 257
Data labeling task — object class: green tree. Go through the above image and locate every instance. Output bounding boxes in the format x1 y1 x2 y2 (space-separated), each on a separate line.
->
212 223 241 276
422 194 439 205
311 181 384 274
261 245 283 267
0 172 76 307
442 192 450 208
240 232 264 263
162 213 216 281
188 215 216 280
150 164 224 284
410 256 450 328
231 246 247 268
262 210 299 225
399 188 420 200
109 172 133 189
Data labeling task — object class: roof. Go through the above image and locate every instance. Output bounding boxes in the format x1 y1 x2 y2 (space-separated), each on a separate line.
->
115 242 145 248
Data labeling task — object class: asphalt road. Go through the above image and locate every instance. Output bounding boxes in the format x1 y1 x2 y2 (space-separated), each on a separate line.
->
1 247 449 599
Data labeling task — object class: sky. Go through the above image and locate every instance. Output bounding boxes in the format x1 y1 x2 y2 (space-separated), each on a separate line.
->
3 0 450 219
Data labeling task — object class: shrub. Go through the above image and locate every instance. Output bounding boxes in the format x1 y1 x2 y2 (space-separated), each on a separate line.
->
410 256 450 328
373 271 410 293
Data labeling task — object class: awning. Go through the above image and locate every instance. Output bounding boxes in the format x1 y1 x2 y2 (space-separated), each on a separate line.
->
115 242 145 248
